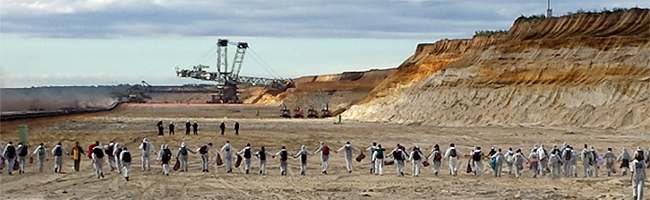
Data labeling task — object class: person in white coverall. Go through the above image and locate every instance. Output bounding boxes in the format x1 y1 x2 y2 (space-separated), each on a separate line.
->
139 138 156 171
276 146 292 175
602 147 617 176
92 144 105 179
631 152 646 200
313 141 334 174
549 151 562 178
618 147 632 175
113 143 123 174
337 141 360 173
220 141 236 173
120 147 132 181
388 144 408 177
562 146 575 177
106 142 116 171
366 142 378 174
428 144 443 176
16 143 28 174
513 149 528 178
471 146 484 176
581 144 594 177
505 147 515 175
444 143 464 176
237 143 254 174
198 143 212 172
177 142 195 172
51 142 69 173
294 145 312 175
537 145 549 176
372 144 386 176
590 146 599 177
409 146 425 177
491 148 505 177
256 146 273 175
32 143 48 172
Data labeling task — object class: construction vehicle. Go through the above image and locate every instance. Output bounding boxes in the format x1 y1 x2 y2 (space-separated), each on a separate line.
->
280 104 291 118
307 106 318 118
111 81 153 103
293 106 304 118
321 103 331 118
176 39 294 103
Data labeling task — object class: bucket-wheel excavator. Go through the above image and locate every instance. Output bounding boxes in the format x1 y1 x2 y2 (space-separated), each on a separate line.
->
176 39 294 103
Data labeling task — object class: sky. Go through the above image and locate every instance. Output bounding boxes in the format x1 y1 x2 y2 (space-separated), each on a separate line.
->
1 0 648 88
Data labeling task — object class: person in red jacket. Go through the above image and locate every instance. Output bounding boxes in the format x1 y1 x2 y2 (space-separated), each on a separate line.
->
88 141 98 159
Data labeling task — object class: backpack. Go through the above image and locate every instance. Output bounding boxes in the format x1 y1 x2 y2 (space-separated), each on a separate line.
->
564 150 572 161
5 146 16 159
38 146 45 156
93 147 104 159
393 150 403 160
122 151 132 162
375 148 384 159
162 149 172 161
258 150 266 160
244 148 251 159
53 146 62 157
199 145 208 154
472 151 482 161
18 146 28 156
322 146 330 156
433 151 441 161
449 149 457 157
412 151 421 160
105 145 114 155
142 142 148 151
301 153 307 163
180 147 188 156
280 151 288 161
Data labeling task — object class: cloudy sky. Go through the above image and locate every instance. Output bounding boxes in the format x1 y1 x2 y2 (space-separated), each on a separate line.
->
1 0 647 87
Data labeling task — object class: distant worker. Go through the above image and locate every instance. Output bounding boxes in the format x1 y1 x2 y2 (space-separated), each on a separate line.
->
444 143 464 176
88 141 98 160
120 147 132 181
549 150 562 178
372 144 386 175
185 120 191 135
602 147 617 176
505 147 515 174
590 146 599 177
562 146 575 177
471 146 484 176
139 138 156 171
192 122 199 135
157 120 164 136
197 143 212 172
106 142 116 171
169 122 175 135
528 148 539 178
51 142 68 174
491 148 505 177
409 146 424 177
337 141 361 173
158 144 172 176
294 145 312 175
177 142 195 172
219 121 226 135
16 142 28 174
32 143 48 173
70 142 85 172
276 146 291 176
428 144 443 176
314 141 333 174
538 145 549 176
237 143 254 174
91 143 105 179
3 142 16 175
513 149 527 178
366 142 378 174
256 146 273 175
581 144 594 177
220 141 236 173
234 121 240 135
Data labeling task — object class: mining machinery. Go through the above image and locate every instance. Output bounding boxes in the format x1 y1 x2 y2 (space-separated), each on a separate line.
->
280 104 291 118
111 81 153 103
293 106 304 118
176 39 294 103
321 103 331 118
307 106 318 118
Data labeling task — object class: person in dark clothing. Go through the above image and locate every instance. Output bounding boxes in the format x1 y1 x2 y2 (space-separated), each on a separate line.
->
185 121 191 135
234 122 240 135
158 124 164 136
192 122 198 135
219 121 226 135
168 122 175 135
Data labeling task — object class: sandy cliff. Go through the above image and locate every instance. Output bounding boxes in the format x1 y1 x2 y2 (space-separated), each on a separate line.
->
344 8 650 130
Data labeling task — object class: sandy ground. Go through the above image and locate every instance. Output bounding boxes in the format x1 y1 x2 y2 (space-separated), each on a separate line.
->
1 104 648 200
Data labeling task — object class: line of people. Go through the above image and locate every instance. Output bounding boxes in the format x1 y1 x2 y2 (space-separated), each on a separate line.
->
154 120 241 136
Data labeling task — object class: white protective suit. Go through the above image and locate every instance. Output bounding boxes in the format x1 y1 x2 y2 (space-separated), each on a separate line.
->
294 145 312 175
32 145 49 172
220 142 236 173
139 138 156 171
337 143 360 173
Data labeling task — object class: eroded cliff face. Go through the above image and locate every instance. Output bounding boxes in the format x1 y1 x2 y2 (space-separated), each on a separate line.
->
344 8 650 131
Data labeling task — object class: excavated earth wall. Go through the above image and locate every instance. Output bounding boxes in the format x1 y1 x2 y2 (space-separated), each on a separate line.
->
344 8 650 131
